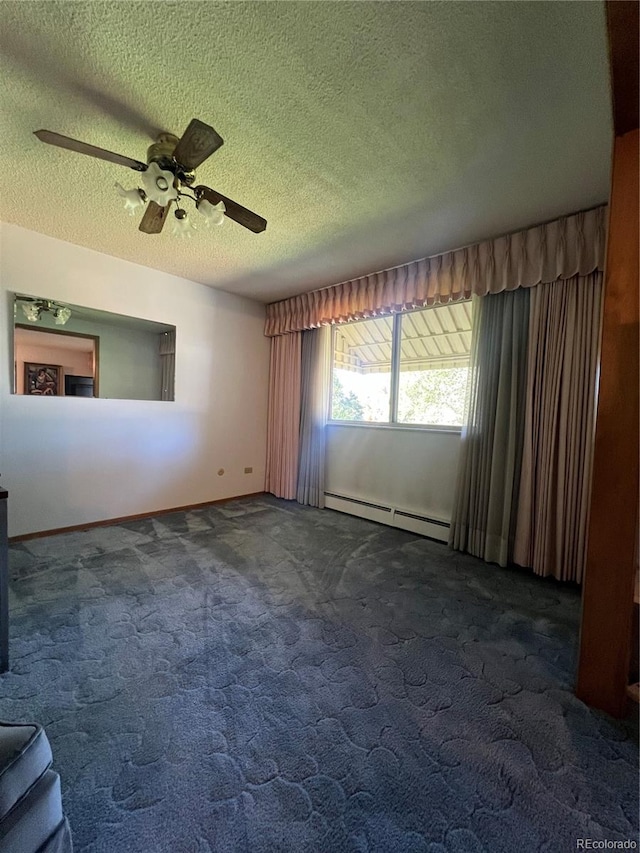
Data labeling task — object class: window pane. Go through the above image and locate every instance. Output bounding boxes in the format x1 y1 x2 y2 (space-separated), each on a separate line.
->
396 303 472 426
331 317 392 422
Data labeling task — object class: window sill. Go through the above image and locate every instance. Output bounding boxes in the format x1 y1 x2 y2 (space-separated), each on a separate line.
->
326 421 462 434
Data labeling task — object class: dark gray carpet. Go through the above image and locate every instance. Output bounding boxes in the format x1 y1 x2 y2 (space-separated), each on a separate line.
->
1 495 638 852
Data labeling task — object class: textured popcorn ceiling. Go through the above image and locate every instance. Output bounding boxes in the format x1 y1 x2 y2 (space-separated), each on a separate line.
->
0 1 612 303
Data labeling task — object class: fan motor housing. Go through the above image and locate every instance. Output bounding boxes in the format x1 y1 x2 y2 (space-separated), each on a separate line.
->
146 133 195 185
146 133 179 164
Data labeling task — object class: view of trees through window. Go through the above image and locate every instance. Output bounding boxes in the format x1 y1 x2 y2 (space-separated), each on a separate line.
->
332 371 390 422
330 303 472 426
397 367 468 425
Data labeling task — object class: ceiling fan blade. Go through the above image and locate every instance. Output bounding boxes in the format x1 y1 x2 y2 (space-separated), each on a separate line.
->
195 185 267 234
34 130 146 171
172 119 224 170
139 201 170 234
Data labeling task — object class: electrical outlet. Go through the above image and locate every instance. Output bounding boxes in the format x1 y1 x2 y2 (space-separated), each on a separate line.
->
244 467 253 474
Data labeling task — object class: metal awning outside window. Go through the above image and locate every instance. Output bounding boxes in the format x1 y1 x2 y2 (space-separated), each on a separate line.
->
333 301 472 374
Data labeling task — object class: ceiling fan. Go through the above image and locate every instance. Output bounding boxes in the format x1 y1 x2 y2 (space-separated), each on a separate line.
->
34 118 267 236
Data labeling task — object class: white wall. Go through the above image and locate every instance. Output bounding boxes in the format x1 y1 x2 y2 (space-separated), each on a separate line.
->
0 223 270 537
325 424 461 538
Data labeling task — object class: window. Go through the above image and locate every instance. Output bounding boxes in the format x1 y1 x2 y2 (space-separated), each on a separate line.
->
330 301 472 427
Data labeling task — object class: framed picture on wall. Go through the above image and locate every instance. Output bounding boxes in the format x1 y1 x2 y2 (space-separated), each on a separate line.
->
24 363 62 396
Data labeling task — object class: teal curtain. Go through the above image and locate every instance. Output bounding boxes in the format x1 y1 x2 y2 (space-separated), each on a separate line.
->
297 326 330 507
159 330 176 402
449 289 530 566
513 273 603 582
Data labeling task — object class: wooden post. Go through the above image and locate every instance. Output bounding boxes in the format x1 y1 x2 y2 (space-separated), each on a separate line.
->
576 1 639 718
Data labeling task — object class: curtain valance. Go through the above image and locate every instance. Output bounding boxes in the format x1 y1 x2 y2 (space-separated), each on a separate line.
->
265 205 607 337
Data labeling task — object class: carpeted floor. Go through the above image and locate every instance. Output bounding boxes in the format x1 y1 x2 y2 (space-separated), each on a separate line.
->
1 495 638 852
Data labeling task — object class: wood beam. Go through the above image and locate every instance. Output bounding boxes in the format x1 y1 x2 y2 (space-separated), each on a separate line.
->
606 1 639 135
576 129 639 716
576 1 639 718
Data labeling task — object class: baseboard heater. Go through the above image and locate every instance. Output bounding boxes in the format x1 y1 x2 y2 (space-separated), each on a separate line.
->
324 492 450 543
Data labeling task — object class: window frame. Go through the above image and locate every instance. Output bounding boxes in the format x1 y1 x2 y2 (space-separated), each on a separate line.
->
328 303 470 432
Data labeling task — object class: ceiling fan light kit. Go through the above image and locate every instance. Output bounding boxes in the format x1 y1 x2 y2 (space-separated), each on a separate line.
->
33 119 267 236
17 298 72 325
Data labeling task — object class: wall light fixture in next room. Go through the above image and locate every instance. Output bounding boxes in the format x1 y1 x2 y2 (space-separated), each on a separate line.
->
19 297 72 325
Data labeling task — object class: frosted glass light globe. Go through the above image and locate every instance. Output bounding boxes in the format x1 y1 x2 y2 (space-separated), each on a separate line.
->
54 306 72 325
141 162 178 206
22 303 40 322
197 197 226 227
115 183 147 215
172 210 195 238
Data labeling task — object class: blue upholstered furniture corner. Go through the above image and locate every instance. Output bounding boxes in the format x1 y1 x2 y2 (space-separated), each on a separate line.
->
0 722 72 852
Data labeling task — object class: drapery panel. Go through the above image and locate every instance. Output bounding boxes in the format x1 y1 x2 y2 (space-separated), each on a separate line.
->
265 206 606 336
265 332 302 500
449 290 531 565
159 330 175 402
297 326 330 507
513 273 603 582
